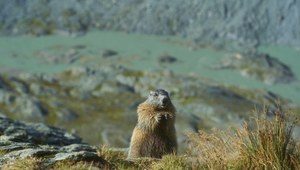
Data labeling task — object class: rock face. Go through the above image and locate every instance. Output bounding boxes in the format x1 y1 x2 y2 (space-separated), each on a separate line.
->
0 0 300 47
0 116 106 167
213 51 296 85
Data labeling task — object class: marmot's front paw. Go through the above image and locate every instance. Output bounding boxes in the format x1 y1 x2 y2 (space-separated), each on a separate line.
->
154 114 163 122
164 114 173 119
155 113 171 122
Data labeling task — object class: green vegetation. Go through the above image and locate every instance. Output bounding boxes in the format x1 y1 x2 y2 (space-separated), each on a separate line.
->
151 155 192 170
0 149 9 156
23 18 55 36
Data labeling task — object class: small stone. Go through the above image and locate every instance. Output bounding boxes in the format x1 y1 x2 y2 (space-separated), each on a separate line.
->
101 49 118 58
158 55 177 64
52 151 104 162
61 144 97 152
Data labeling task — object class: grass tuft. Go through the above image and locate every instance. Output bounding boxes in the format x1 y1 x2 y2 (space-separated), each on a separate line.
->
188 107 300 170
97 146 138 169
187 128 238 169
235 108 299 169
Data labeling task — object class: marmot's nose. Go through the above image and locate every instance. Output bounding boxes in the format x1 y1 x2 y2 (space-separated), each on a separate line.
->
162 98 168 105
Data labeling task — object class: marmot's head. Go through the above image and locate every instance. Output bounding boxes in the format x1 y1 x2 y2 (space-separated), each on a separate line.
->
146 89 172 109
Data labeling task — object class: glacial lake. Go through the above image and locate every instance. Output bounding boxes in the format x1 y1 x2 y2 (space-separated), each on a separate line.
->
0 31 299 104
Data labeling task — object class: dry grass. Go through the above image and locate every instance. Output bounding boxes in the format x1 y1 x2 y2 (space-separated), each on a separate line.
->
151 154 193 170
97 146 142 169
2 158 102 170
187 128 239 169
2 158 45 170
188 108 300 170
50 161 98 170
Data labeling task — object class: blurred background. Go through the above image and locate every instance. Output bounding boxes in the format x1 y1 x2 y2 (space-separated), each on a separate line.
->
0 0 299 152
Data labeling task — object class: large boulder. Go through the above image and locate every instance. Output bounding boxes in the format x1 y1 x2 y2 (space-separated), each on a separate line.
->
0 116 106 167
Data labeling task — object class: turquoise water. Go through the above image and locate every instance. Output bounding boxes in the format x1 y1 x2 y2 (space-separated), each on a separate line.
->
0 31 299 104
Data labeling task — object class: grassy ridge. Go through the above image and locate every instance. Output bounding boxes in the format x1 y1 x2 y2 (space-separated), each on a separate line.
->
2 108 299 170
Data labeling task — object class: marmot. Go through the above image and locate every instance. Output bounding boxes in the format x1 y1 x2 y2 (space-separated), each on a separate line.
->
128 89 177 159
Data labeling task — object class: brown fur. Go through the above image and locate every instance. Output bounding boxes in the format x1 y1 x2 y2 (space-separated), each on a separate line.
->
128 100 177 159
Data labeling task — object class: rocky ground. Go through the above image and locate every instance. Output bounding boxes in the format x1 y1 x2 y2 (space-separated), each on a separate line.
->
0 115 107 168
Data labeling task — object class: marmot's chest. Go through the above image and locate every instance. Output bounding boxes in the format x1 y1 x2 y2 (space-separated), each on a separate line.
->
143 129 171 141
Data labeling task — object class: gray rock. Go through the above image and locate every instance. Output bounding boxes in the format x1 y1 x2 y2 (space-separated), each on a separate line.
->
18 72 37 81
115 74 138 87
9 77 29 94
0 90 16 104
13 96 48 119
61 144 97 152
3 148 57 159
18 73 57 84
29 83 42 95
55 109 78 122
28 82 57 97
60 66 105 91
52 151 101 162
0 117 82 145
0 117 107 167
100 81 135 94
0 141 35 152
64 66 89 77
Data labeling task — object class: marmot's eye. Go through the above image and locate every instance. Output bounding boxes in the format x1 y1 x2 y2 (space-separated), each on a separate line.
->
150 91 158 97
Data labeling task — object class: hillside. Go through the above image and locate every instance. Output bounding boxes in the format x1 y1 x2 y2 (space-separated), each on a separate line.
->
1 0 300 47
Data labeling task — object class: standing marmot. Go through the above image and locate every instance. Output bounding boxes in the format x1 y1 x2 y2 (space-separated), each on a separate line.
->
128 89 177 159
